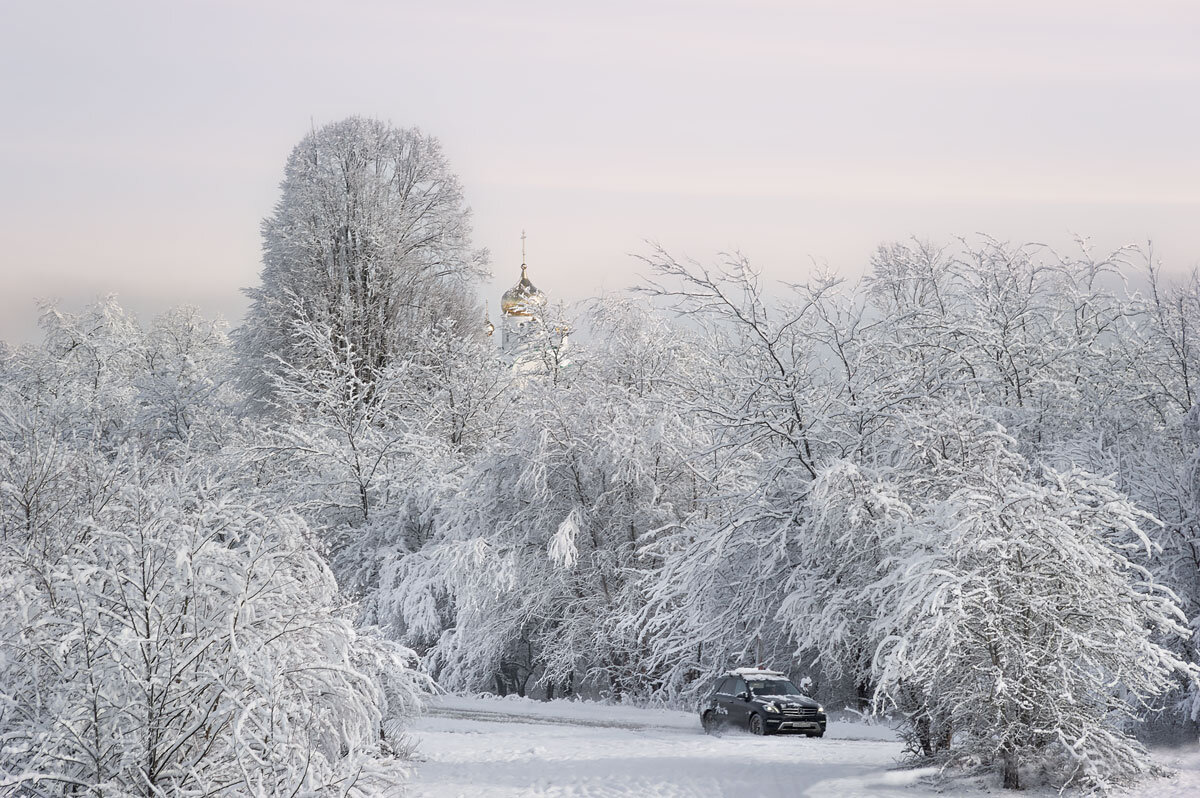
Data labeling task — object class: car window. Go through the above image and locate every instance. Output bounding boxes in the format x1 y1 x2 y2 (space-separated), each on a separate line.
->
715 677 733 694
747 678 801 696
732 678 748 695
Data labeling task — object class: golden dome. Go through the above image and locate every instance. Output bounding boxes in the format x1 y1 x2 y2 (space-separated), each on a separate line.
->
500 264 546 317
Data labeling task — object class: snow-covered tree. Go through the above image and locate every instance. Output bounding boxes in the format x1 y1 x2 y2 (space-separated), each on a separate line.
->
854 412 1194 790
238 116 488 402
243 304 510 639
778 460 911 710
1124 265 1200 728
0 470 426 796
397 299 704 698
630 249 849 695
137 305 239 453
0 298 429 796
627 244 1200 792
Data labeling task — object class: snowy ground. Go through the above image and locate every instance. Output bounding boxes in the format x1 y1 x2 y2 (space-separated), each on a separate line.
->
407 695 926 797
404 695 1200 798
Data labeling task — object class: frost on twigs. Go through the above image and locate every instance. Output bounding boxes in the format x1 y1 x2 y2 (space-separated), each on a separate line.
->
549 507 582 569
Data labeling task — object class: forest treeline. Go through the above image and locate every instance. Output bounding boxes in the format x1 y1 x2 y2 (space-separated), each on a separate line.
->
3 117 1199 794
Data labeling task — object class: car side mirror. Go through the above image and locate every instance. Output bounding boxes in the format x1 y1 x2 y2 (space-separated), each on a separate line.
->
737 691 751 702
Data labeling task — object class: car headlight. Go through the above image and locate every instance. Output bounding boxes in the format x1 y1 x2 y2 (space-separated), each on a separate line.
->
817 705 825 714
763 702 779 713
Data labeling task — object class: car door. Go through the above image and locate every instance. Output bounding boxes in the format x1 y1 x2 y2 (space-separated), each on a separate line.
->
711 677 736 725
727 677 752 728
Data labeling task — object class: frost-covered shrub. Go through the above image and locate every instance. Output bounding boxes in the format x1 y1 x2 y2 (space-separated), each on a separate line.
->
0 475 426 797
866 421 1195 791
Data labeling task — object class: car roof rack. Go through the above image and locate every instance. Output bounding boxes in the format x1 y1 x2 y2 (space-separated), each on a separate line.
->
727 667 787 677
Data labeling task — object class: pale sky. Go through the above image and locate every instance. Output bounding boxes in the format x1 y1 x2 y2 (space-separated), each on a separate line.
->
2 0 1198 343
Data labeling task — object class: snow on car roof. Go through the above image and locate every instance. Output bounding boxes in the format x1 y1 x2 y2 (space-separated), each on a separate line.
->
727 667 788 678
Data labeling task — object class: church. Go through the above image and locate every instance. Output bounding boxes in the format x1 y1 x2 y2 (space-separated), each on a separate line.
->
487 233 569 378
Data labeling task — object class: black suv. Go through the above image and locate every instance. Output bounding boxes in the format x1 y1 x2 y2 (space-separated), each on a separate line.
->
700 668 826 737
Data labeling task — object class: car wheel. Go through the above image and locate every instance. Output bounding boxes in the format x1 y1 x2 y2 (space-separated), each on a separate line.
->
702 711 718 735
806 731 824 739
749 713 767 736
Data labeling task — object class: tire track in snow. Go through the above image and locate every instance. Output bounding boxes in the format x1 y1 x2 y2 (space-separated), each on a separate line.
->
425 705 696 733
425 703 897 742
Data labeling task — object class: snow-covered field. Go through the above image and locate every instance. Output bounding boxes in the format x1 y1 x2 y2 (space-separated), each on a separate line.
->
405 696 1200 798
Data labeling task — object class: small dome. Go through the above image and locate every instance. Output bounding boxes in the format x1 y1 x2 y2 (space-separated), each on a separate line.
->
501 264 546 317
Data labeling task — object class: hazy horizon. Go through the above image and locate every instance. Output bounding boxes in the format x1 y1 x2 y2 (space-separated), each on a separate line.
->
2 0 1198 343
